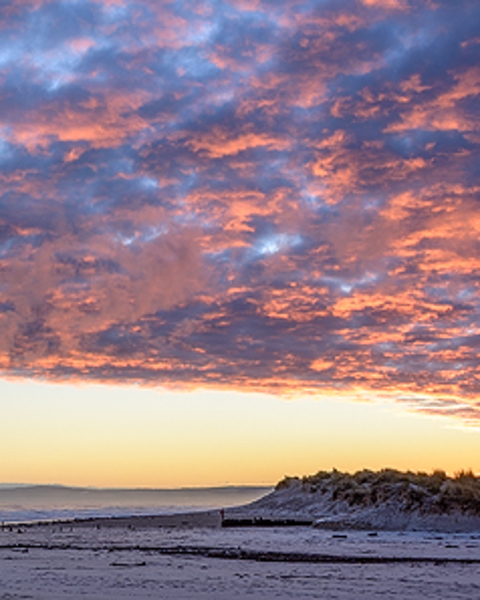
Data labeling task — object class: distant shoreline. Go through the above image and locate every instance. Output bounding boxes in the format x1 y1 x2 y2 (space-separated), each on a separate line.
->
0 483 272 491
0 485 272 526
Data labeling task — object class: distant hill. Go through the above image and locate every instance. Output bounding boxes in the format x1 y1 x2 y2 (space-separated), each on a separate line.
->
227 469 480 532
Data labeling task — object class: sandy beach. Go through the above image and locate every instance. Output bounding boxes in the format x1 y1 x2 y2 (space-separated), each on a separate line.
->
1 512 480 599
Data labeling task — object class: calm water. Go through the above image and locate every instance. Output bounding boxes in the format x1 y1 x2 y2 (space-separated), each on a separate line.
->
0 484 271 523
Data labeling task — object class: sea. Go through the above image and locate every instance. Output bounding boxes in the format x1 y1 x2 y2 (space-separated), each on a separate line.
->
0 484 271 524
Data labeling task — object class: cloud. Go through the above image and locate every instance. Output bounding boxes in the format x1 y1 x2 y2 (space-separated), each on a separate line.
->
1 0 480 421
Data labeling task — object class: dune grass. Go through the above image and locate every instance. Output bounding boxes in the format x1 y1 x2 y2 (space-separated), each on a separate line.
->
276 469 480 515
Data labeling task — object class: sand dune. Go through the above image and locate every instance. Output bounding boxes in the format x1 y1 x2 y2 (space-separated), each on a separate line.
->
226 469 480 532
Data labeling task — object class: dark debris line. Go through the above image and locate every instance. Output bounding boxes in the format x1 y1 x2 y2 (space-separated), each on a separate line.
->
0 544 479 565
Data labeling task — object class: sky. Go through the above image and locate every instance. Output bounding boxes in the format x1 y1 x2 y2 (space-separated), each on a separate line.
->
1 0 480 486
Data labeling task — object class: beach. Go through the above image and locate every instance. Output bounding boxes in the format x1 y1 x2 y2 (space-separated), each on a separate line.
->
2 513 480 599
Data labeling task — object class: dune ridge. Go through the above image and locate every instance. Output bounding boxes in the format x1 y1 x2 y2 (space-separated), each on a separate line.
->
227 469 480 532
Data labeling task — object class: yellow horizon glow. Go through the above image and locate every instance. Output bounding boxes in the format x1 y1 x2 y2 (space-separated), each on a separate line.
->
1 378 480 488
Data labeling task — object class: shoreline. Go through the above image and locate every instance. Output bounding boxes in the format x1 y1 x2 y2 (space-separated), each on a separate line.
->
5 507 480 533
3 512 314 531
2 509 224 530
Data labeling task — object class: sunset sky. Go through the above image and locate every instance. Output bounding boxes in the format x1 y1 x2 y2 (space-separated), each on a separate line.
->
1 0 480 487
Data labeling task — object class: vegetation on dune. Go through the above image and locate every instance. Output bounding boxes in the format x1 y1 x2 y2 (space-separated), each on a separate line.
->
275 469 480 515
